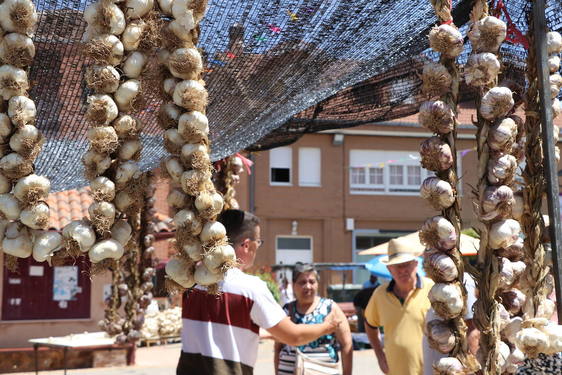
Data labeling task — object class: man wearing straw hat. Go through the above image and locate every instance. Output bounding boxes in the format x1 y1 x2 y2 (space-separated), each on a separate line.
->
364 237 434 375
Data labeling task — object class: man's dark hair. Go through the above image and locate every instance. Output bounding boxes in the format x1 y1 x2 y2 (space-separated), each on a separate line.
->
217 209 260 246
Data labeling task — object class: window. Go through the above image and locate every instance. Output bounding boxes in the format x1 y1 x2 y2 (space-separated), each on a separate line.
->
349 150 434 195
270 147 292 185
276 236 313 281
299 148 321 186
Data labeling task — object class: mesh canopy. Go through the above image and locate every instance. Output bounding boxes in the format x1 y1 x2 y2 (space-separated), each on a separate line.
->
20 0 562 190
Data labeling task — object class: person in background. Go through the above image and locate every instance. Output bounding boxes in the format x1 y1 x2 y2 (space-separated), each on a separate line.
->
177 210 341 375
353 274 380 333
363 274 380 289
274 263 353 375
279 275 295 307
364 238 433 375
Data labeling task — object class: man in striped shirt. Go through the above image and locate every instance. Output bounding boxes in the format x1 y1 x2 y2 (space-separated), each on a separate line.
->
177 209 340 375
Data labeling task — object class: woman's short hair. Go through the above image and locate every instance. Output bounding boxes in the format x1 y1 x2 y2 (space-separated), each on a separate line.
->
217 209 260 245
292 262 319 283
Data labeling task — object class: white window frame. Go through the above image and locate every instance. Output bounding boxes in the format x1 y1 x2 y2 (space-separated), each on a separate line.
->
298 147 321 187
269 147 292 186
349 150 434 196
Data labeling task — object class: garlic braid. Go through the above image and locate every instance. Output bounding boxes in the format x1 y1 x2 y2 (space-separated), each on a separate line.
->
81 0 157 341
213 155 245 211
0 0 58 271
420 1 479 373
160 0 235 295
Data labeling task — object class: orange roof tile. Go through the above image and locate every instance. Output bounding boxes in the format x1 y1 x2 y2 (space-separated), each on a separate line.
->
47 188 92 230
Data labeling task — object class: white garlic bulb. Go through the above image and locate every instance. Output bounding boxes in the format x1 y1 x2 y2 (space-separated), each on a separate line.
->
549 55 561 73
88 239 125 263
195 191 224 219
2 222 32 258
165 257 195 288
172 80 207 112
480 185 515 221
194 262 222 286
0 113 13 143
178 111 209 142
515 327 549 357
163 77 179 97
183 241 203 262
498 257 526 289
487 154 517 185
174 209 203 236
32 231 62 262
118 139 142 160
200 221 227 245
125 0 154 19
90 176 115 201
203 244 236 273
433 357 464 375
122 21 143 51
0 65 28 100
84 1 126 35
426 318 456 353
498 340 511 371
428 283 464 319
464 52 501 87
83 150 112 177
113 115 141 139
165 157 185 184
488 117 517 152
85 65 120 93
0 193 21 220
114 79 141 112
158 102 182 129
181 143 209 167
8 95 35 126
502 289 526 315
19 201 49 229
86 94 119 125
545 324 562 354
0 33 36 68
157 0 173 15
468 16 507 52
418 101 455 135
123 51 147 78
423 248 458 282
419 216 456 251
164 128 185 155
86 34 124 66
168 188 189 209
0 152 32 179
419 136 454 172
88 201 116 228
62 220 96 252
169 48 203 80
114 191 135 212
421 62 452 97
547 31 562 55
115 161 140 189
420 177 455 210
0 0 38 35
489 219 521 249
87 126 119 154
428 24 463 57
111 220 132 247
480 87 514 121
13 174 50 202
0 174 11 194
503 317 523 344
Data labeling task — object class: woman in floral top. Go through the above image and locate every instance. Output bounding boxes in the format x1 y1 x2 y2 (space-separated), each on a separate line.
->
274 263 353 375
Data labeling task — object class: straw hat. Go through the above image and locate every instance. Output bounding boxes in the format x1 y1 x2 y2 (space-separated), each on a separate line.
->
380 237 419 266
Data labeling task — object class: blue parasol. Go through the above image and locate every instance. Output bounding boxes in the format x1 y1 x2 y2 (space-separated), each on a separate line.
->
364 256 425 279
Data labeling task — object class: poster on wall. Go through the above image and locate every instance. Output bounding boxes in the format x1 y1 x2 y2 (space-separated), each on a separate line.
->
53 266 79 301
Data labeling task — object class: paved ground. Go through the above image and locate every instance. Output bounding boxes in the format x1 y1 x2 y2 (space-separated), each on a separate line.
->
13 340 383 375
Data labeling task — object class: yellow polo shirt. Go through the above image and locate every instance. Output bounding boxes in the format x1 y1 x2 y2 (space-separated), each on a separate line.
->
364 276 434 375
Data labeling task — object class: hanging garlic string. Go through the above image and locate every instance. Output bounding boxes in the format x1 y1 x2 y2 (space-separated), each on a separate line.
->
0 0 60 272
419 1 478 373
213 155 245 211
159 0 235 295
81 0 158 342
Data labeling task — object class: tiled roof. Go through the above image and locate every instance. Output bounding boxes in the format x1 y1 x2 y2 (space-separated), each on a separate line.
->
46 188 92 230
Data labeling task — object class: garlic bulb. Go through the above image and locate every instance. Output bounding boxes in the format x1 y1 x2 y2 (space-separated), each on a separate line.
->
174 209 203 236
420 177 455 210
113 115 141 139
498 340 511 371
157 48 171 65
203 244 236 273
19 201 49 229
464 52 501 87
428 283 464 319
87 126 119 154
165 157 184 183
163 77 179 97
181 169 211 196
115 161 140 189
0 193 21 220
498 257 526 289
0 65 28 100
0 113 13 143
423 248 458 282
418 101 455 135
501 289 526 315
84 1 126 36
428 24 463 58
114 191 135 212
468 16 507 52
515 327 549 357
115 79 141 112
545 324 562 354
511 191 524 221
32 231 63 262
489 219 520 249
157 0 173 15
158 102 182 129
421 62 452 98
419 136 454 172
164 128 185 155
183 241 203 261
13 174 50 202
488 117 517 152
125 0 154 19
426 318 456 353
503 317 523 344
165 257 195 288
86 34 124 65
480 87 514 121
487 154 517 185
122 21 143 51
181 143 209 169
86 94 119 125
88 201 116 229
9 124 42 158
195 191 224 219
8 95 35 126
111 220 132 247
433 357 464 375
2 222 31 258
118 139 142 160
0 33 35 68
85 65 120 93
0 174 11 194
83 150 112 177
498 303 511 330
91 176 115 202
123 51 147 78
496 236 524 261
200 221 227 245
535 299 556 320
194 262 222 286
88 239 125 263
480 185 515 221
169 48 203 80
0 0 38 35
419 216 456 251
168 188 189 209
172 80 207 112
549 55 561 73
62 220 96 252
547 31 562 55
0 152 32 179
178 111 209 141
